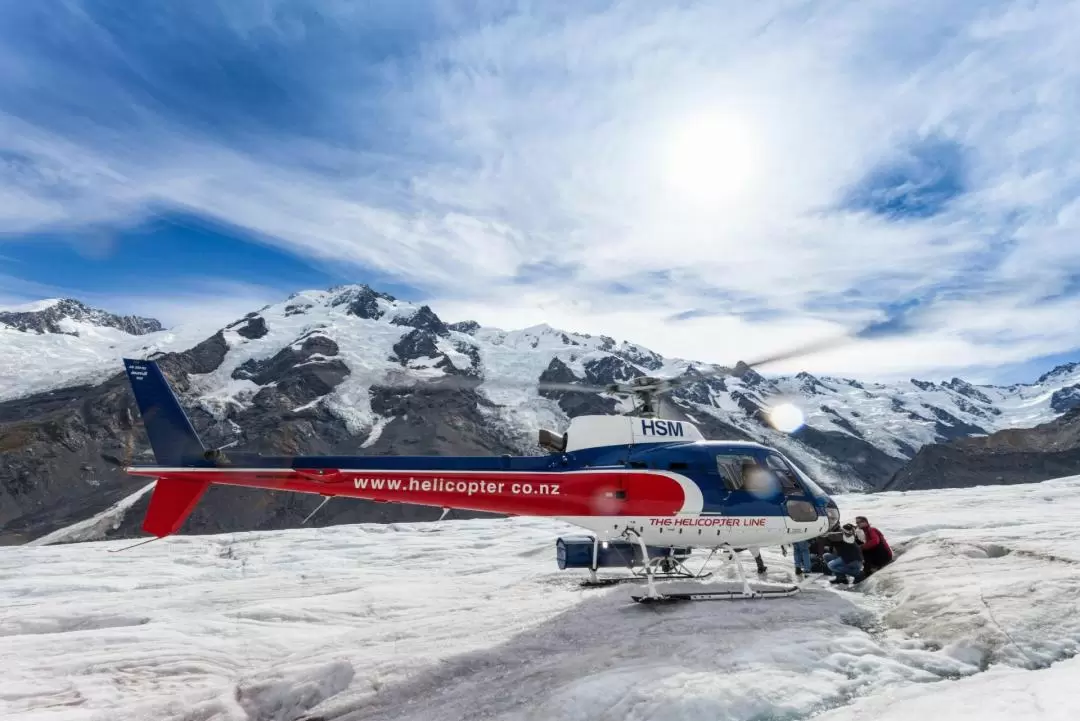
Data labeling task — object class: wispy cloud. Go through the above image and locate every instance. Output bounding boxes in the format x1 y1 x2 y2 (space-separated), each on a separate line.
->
3 1 1080 381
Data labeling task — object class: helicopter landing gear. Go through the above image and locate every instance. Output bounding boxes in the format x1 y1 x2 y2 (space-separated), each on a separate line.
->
578 551 716 588
629 543 801 604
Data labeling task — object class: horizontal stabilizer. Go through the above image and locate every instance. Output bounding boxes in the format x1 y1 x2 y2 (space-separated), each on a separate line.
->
143 478 210 537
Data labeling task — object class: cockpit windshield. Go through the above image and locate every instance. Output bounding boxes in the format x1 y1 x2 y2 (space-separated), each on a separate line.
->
778 453 828 498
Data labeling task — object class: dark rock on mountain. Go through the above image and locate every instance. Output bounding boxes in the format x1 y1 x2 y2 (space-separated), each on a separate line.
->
1037 362 1080 385
673 375 726 406
730 390 765 419
391 329 441 367
950 395 999 420
1050 385 1080 413
790 424 906 489
583 356 644 387
618 343 664 371
884 407 1080 491
230 334 350 413
159 330 230 379
538 358 618 418
943 377 993 405
555 393 620 419
820 405 864 439
392 305 449 337
0 374 151 545
390 328 475 375
448 320 480 335
732 361 770 389
234 334 340 385
911 379 937 392
227 313 269 340
329 284 393 320
453 340 483 375
0 299 162 336
797 372 828 396
921 405 988 440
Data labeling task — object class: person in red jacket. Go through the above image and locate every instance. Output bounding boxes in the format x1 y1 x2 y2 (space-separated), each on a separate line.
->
855 516 893 576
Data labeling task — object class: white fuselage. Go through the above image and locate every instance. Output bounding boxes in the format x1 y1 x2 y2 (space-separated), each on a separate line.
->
556 513 830 549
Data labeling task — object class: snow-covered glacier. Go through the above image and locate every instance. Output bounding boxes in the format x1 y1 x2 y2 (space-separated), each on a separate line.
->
3 475 1079 721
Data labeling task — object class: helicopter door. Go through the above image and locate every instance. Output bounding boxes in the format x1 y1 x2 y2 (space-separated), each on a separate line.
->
764 453 819 525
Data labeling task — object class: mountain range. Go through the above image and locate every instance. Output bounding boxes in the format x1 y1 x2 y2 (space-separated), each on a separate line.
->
2 286 1079 544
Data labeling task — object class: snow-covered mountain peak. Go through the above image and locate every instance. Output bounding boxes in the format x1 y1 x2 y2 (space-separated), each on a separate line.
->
0 298 163 336
0 298 64 313
1037 361 1080 386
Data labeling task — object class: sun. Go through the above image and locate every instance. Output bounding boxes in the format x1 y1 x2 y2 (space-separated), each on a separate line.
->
768 403 805 434
661 110 760 206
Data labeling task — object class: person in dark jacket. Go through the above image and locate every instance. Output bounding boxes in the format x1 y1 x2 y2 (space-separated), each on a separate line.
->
822 524 863 585
855 515 893 576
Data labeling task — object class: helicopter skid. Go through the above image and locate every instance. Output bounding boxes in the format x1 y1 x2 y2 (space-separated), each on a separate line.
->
631 583 800 603
576 539 718 589
579 569 714 588
628 543 800 603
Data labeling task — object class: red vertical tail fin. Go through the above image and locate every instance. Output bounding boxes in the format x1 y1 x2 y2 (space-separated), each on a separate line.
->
143 478 210 537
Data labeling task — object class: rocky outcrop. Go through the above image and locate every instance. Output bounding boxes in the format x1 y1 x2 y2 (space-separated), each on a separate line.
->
884 407 1080 490
790 424 907 489
227 313 269 340
327 284 394 320
538 358 618 418
1050 385 1080 414
448 320 480 335
392 305 449 336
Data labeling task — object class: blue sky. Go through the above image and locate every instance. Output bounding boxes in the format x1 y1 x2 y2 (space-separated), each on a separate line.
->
2 0 1080 383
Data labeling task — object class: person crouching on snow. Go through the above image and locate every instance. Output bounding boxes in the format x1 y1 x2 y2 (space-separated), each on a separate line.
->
823 524 864 585
855 515 893 577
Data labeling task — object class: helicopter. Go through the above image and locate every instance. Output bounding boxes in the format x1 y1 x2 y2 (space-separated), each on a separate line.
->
119 335 850 604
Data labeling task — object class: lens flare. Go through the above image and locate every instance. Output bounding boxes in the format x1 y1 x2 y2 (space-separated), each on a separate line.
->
768 403 805 433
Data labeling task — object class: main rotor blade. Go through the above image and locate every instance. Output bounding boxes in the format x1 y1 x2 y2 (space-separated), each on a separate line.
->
740 333 854 370
535 380 613 394
739 317 897 371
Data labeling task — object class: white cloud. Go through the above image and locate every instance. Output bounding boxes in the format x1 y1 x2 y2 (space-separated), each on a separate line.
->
3 1 1080 382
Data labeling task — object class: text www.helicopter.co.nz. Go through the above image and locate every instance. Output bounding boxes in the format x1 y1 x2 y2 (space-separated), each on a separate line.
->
352 477 560 496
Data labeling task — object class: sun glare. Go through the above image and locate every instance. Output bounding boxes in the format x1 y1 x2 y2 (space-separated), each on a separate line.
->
768 403 805 433
662 110 759 206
